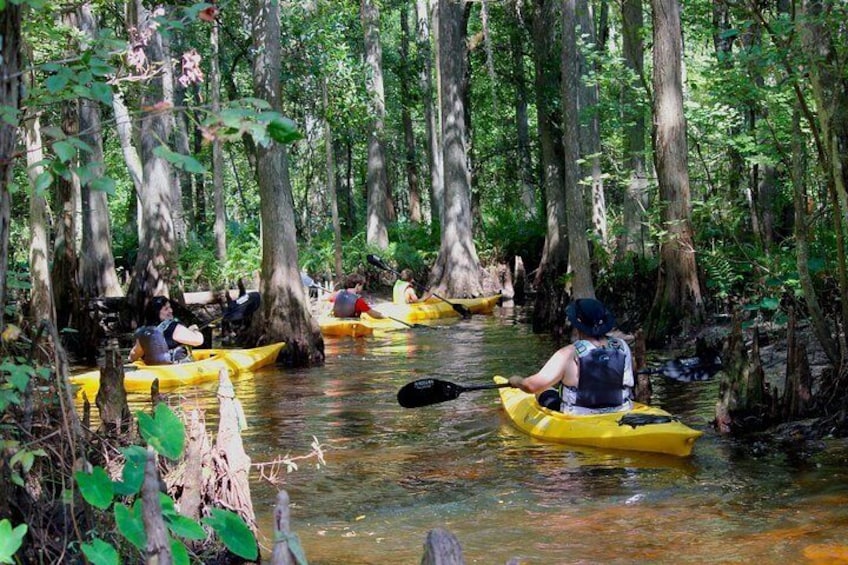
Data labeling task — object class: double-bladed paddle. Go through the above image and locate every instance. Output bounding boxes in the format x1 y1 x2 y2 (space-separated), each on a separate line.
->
396 354 724 408
366 254 473 319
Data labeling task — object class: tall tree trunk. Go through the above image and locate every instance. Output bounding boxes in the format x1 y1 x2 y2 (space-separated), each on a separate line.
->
78 3 123 300
362 0 392 249
798 0 848 346
322 79 343 280
563 0 595 298
791 109 838 365
173 81 194 238
211 14 227 261
619 0 650 258
160 29 186 245
400 4 422 223
417 0 443 227
431 0 482 297
510 9 535 217
52 97 81 334
24 113 56 339
577 0 608 253
128 1 180 316
531 0 569 335
645 0 704 343
0 11 21 523
248 0 324 366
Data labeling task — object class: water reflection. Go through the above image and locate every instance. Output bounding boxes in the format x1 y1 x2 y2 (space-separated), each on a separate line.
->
81 311 848 564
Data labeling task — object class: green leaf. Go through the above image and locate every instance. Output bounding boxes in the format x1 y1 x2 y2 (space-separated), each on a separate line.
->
89 82 113 105
53 141 76 163
203 508 258 560
0 519 27 564
75 467 114 510
115 501 146 550
152 146 207 175
267 116 303 144
137 404 185 460
81 539 119 565
89 176 117 195
45 73 69 94
167 514 206 541
760 297 780 310
33 170 53 195
114 445 146 496
170 537 190 565
0 360 33 392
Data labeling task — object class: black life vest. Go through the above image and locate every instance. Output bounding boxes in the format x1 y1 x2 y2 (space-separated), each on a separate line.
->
134 320 188 365
333 290 359 318
575 345 628 409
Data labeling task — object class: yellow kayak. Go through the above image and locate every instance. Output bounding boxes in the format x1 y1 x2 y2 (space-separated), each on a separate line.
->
71 342 285 396
494 376 702 457
317 316 375 337
318 295 501 337
376 294 501 322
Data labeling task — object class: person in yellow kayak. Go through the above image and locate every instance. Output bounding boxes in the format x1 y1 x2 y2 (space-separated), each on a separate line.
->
392 269 432 304
508 298 634 414
330 274 387 319
128 296 205 365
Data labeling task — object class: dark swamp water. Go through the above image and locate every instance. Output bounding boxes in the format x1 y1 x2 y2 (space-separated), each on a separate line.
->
96 308 848 564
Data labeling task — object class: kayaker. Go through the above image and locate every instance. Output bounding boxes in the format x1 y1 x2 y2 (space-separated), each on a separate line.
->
508 298 634 414
392 269 431 304
128 296 205 365
329 274 387 319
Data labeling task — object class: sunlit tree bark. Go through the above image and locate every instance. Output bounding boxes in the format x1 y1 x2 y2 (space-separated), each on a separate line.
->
645 0 704 343
248 0 324 366
510 6 534 217
416 0 443 227
430 0 482 297
128 1 180 315
78 3 123 299
619 0 650 258
400 4 422 223
577 0 608 252
563 0 595 299
361 0 392 249
322 78 343 279
23 112 56 337
531 0 570 334
210 12 226 261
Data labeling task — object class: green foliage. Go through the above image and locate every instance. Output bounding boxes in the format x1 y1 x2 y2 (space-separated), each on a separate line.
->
0 358 35 411
0 519 27 564
137 403 186 459
74 403 258 562
478 207 545 268
203 508 259 561
81 538 119 565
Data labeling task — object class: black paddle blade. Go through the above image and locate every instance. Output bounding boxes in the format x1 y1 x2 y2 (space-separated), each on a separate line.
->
661 354 723 382
397 378 464 408
452 303 472 319
367 254 392 272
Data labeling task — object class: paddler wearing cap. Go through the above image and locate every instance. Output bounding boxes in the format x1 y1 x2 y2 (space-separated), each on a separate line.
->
508 298 634 414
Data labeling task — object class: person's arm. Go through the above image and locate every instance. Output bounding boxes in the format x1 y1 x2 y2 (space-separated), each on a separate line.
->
405 286 420 303
508 346 575 393
172 323 205 347
128 341 143 362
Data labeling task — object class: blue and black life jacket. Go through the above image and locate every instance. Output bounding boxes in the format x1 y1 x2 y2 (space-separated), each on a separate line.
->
333 290 359 318
134 320 189 365
574 341 628 409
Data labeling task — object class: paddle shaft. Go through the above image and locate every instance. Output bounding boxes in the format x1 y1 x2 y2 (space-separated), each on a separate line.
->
396 355 721 408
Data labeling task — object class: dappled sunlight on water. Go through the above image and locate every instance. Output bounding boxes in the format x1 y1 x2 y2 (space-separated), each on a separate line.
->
76 310 848 564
